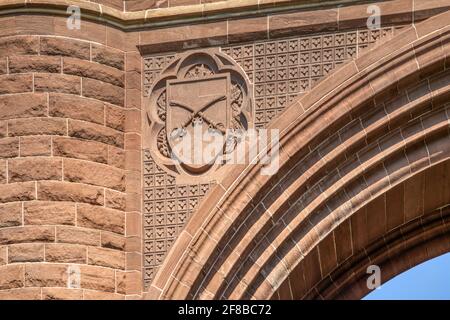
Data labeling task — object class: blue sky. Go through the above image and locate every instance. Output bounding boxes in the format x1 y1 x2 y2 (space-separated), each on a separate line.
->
363 252 450 300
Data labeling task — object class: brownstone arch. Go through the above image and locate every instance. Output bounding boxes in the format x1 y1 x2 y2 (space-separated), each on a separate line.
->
148 11 450 300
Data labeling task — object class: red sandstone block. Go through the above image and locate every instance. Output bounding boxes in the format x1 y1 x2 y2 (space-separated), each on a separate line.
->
63 57 124 87
56 226 101 246
34 73 81 95
0 202 22 228
125 71 140 90
125 88 141 109
49 93 104 125
8 157 62 183
0 159 5 183
63 158 125 191
0 246 6 265
104 189 126 211
40 37 90 60
125 0 168 11
25 264 68 288
108 146 125 169
80 265 116 293
0 74 33 94
91 44 125 70
77 203 125 234
124 133 141 150
101 231 125 250
37 181 104 206
125 52 141 73
125 109 141 133
105 104 125 131
82 78 124 106
24 201 76 226
0 137 19 158
8 243 45 263
83 290 124 300
88 246 125 269
42 288 83 300
45 243 87 263
0 121 5 138
0 287 41 300
0 226 55 245
0 265 24 290
0 36 39 56
68 119 124 148
0 181 35 203
8 118 67 137
116 270 141 295
19 136 52 157
9 55 61 73
52 136 108 164
0 93 47 121
0 58 6 74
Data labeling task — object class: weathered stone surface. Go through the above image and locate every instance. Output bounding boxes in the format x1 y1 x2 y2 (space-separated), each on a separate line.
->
101 231 125 250
0 93 47 120
116 271 141 295
0 74 33 94
0 182 35 203
0 138 19 158
0 202 22 227
105 105 125 131
91 44 124 70
49 94 104 125
8 158 62 183
0 36 39 56
8 243 45 263
88 247 125 269
34 73 81 95
63 158 125 191
63 57 124 87
42 288 83 300
80 265 115 292
19 136 52 157
0 226 55 244
40 37 90 60
107 146 125 169
45 243 87 263
104 189 126 210
0 287 41 300
0 265 24 290
37 181 104 205
56 226 100 246
52 137 108 164
82 78 124 107
68 119 124 148
25 264 68 287
9 55 61 73
77 203 125 234
24 201 76 225
8 118 67 137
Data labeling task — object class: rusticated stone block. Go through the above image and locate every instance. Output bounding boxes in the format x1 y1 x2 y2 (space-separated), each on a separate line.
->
8 243 45 263
0 265 24 290
19 136 52 157
8 157 62 183
88 247 125 269
116 271 141 295
34 73 81 95
0 122 5 138
45 243 87 263
52 137 108 164
108 146 125 169
56 226 100 246
63 57 124 87
105 189 126 210
9 55 61 73
8 118 67 137
63 158 125 191
0 182 35 203
77 203 125 234
24 201 76 225
0 159 4 183
42 288 83 300
0 202 22 228
82 78 124 106
49 94 104 125
0 74 33 94
80 265 115 292
83 290 124 300
0 138 19 158
25 264 68 287
105 105 125 131
0 226 55 245
101 231 125 250
0 93 47 121
91 44 125 70
40 37 90 60
68 119 124 148
0 58 5 74
37 181 104 206
0 246 6 265
0 288 41 300
0 36 39 56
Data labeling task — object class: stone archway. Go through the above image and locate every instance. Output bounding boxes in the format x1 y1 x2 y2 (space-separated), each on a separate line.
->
147 11 450 300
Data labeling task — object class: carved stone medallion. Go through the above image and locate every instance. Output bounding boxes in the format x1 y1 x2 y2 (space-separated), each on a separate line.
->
146 50 253 182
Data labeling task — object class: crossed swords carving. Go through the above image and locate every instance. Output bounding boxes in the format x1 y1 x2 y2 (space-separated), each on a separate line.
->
169 94 227 136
